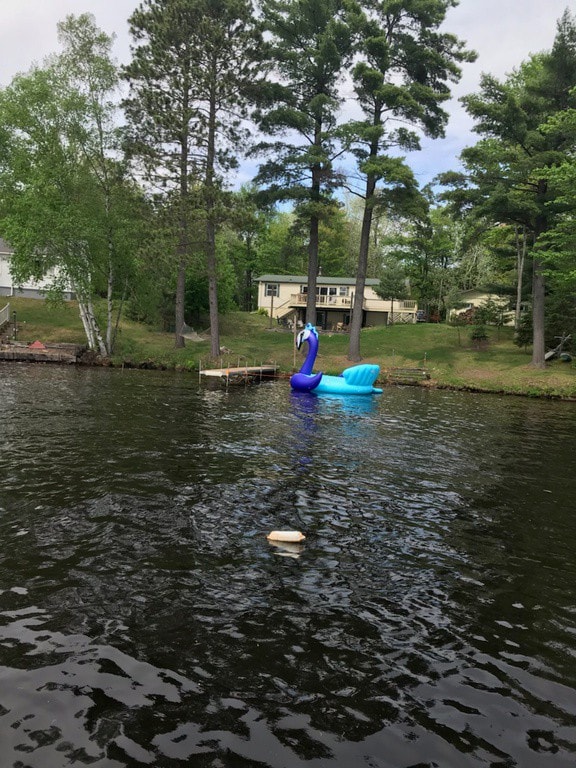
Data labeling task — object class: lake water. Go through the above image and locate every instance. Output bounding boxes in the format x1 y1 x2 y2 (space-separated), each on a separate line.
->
1 364 575 768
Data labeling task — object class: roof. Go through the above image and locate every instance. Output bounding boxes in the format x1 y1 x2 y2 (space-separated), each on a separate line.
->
256 274 379 286
0 238 13 254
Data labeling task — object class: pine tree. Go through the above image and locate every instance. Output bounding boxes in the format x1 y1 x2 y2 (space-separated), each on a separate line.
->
123 0 263 355
254 0 353 325
344 0 475 360
448 10 576 367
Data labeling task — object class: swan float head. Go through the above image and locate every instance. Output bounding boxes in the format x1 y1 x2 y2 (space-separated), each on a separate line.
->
296 323 318 351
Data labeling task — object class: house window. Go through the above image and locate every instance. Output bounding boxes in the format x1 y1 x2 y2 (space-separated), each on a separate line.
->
265 283 279 297
339 286 348 297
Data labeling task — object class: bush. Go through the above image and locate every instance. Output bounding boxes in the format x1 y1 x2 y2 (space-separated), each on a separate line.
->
470 325 488 344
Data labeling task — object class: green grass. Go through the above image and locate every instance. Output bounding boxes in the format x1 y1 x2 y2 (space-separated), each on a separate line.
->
3 297 576 398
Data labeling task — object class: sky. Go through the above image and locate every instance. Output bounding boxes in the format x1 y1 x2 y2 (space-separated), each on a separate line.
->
0 0 573 188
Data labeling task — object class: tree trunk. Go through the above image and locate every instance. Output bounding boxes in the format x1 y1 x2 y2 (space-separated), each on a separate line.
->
77 293 96 351
348 175 376 362
531 186 547 368
175 257 186 348
106 249 114 354
206 65 220 358
531 256 546 368
306 213 319 326
348 97 383 362
305 115 324 327
79 294 107 356
514 226 527 331
111 279 128 354
72 277 107 356
175 114 190 349
88 299 108 357
206 219 220 357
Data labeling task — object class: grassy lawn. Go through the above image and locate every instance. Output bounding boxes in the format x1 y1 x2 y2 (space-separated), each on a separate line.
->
3 297 576 398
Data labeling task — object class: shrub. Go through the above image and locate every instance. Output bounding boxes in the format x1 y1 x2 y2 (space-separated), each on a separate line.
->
470 325 488 344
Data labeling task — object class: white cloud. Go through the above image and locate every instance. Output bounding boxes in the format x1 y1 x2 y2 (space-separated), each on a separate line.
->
406 0 573 185
0 0 135 84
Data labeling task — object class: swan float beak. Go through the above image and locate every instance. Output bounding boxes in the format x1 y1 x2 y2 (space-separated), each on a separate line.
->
296 324 317 350
296 329 307 350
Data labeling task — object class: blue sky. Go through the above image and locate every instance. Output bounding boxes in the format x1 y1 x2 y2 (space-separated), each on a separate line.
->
0 0 572 188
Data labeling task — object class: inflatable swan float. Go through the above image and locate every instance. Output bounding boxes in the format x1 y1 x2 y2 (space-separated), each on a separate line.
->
290 324 382 395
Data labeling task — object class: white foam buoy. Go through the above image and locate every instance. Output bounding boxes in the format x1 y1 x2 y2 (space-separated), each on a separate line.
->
266 530 306 542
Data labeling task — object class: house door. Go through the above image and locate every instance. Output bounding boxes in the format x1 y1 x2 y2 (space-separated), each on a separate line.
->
316 310 328 329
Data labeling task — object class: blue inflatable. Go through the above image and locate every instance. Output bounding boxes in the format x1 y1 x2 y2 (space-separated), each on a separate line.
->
290 324 383 395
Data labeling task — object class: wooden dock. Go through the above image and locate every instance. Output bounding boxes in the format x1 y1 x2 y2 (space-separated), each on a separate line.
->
0 342 85 364
200 364 279 385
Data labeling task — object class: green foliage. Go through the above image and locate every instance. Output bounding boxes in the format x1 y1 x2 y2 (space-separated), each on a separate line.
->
475 298 507 327
514 311 533 350
254 0 352 203
543 286 576 349
388 205 463 319
255 212 307 276
6 3 576 372
375 261 409 301
441 10 576 366
0 14 144 355
343 0 475 359
254 0 354 324
184 264 237 324
470 325 488 343
124 0 263 186
123 0 265 354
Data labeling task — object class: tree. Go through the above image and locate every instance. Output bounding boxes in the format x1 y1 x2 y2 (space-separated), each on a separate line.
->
385 204 461 321
344 194 400 279
0 14 141 356
443 10 576 367
375 259 408 324
474 223 530 332
254 0 353 326
536 109 576 289
343 0 476 360
254 211 307 276
124 0 263 356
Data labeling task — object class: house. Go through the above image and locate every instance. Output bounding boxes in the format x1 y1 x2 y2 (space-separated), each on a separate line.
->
448 289 514 325
256 274 418 330
0 238 74 300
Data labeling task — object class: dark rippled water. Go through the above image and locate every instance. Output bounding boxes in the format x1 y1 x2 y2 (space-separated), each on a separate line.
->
1 364 575 767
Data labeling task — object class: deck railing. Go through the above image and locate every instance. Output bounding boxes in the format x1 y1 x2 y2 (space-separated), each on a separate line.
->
291 293 352 308
290 294 417 311
0 302 10 330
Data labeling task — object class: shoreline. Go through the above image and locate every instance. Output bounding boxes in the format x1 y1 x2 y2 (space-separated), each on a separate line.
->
3 352 575 401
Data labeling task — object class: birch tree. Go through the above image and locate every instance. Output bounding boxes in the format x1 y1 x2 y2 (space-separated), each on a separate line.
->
0 14 140 356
